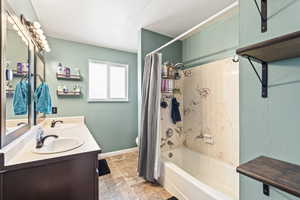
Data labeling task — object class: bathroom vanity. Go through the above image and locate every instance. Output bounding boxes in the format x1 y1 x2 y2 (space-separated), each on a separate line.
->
0 117 101 200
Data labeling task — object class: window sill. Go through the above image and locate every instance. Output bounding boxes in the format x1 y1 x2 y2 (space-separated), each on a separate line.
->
88 98 130 103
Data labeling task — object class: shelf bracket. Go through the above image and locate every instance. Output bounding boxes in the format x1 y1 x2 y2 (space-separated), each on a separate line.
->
254 0 267 32
263 183 270 196
247 57 268 98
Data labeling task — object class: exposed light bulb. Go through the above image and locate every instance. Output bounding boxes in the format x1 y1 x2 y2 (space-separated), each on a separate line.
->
12 24 18 30
36 29 43 35
33 22 41 29
45 47 51 52
40 35 46 40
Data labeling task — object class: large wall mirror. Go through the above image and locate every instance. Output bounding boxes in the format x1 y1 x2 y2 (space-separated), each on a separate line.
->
0 2 33 147
34 51 46 125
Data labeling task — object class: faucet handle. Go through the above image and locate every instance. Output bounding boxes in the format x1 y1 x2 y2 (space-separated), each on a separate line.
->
36 126 44 141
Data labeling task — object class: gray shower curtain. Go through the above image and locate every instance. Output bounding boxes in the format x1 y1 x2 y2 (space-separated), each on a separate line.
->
138 53 161 182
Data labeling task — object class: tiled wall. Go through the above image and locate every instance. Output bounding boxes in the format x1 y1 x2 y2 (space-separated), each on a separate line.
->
160 58 239 167
160 72 185 152
183 58 239 166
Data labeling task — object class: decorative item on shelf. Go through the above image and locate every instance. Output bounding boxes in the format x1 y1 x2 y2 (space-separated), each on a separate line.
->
5 69 13 81
65 67 71 77
6 89 15 97
12 62 29 77
162 62 169 78
20 15 50 52
57 85 81 96
167 65 175 79
161 79 174 93
56 63 81 80
173 88 181 95
162 62 176 79
57 63 64 74
5 82 14 97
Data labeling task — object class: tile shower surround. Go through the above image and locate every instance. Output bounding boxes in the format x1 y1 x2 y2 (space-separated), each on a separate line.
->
160 58 239 167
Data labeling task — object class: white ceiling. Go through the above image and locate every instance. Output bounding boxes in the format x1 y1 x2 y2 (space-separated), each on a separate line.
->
30 0 237 53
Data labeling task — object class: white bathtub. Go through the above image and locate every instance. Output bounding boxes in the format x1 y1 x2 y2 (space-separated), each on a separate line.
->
159 147 239 200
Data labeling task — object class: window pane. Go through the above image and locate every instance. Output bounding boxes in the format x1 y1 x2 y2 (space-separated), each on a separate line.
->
109 66 127 99
89 62 107 99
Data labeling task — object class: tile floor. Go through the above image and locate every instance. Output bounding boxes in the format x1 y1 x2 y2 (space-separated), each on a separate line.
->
99 151 173 200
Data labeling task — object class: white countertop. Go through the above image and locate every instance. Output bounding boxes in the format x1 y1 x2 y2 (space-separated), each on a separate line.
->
1 117 101 167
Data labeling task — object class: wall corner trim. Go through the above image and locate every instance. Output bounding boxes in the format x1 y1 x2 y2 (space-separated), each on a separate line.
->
99 147 138 159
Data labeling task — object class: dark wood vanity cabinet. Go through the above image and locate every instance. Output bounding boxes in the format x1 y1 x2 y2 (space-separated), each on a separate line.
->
0 151 100 200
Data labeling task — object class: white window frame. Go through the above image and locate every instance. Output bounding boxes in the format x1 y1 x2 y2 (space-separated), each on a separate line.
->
88 59 129 102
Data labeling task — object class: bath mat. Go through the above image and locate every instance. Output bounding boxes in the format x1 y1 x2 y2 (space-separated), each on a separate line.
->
167 197 178 200
98 159 111 176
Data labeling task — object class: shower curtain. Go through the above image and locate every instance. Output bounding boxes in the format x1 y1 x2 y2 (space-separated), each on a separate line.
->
138 53 161 182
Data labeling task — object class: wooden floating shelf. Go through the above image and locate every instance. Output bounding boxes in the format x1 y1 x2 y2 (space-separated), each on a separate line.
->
237 31 300 63
13 70 28 77
237 156 300 198
56 73 81 80
56 91 81 96
162 77 175 80
236 31 300 98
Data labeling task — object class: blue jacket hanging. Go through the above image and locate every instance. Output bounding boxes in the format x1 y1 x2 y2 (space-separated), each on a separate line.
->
171 97 181 124
34 83 52 114
13 80 28 115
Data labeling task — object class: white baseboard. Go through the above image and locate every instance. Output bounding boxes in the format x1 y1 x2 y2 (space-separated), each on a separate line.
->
99 147 138 159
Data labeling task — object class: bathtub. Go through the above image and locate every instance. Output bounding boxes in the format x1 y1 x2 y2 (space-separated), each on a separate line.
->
159 147 239 200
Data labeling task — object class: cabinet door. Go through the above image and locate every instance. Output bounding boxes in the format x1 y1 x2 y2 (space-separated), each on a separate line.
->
3 154 98 200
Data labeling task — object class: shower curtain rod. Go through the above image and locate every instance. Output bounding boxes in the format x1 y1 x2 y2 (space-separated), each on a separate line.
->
146 1 239 57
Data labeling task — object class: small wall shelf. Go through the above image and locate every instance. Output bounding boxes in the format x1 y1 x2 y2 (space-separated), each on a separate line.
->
236 30 300 98
13 70 28 77
162 76 176 80
56 90 81 97
56 73 81 80
237 156 300 198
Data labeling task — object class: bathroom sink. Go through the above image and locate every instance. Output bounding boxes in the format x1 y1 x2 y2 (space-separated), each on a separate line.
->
33 137 84 154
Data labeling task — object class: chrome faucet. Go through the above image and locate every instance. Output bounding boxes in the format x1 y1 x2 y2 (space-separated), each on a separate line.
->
36 126 58 148
50 120 63 128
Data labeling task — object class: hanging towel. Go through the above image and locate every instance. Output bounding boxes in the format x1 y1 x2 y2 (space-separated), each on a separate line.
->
171 97 181 124
34 83 52 114
13 80 28 115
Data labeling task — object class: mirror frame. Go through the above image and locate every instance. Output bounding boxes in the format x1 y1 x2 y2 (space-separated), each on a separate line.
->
33 50 46 125
0 0 33 147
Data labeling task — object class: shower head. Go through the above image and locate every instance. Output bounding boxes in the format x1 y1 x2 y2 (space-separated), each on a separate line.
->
175 63 184 70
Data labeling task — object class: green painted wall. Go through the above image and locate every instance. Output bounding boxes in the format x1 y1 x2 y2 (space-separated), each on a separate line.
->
45 37 138 153
239 1 300 200
137 29 182 133
139 29 182 66
182 9 239 68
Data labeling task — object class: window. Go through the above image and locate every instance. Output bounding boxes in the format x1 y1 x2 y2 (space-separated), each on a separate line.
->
88 60 128 102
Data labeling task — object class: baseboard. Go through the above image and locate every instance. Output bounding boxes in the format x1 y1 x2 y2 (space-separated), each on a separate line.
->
99 147 138 159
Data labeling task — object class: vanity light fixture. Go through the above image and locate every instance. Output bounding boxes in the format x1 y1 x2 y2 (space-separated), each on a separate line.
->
20 15 51 52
